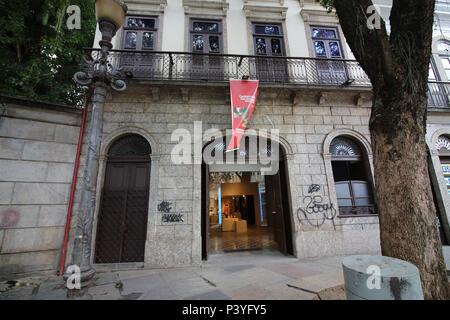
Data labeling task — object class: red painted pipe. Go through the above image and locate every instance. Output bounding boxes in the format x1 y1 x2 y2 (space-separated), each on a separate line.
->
58 94 88 276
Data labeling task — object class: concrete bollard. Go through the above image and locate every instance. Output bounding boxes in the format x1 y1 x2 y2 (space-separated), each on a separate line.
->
342 255 424 300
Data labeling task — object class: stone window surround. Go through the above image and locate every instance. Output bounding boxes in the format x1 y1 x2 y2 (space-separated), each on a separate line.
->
300 8 350 59
243 4 290 56
322 129 377 220
428 128 450 242
117 0 167 51
89 126 161 267
183 0 229 53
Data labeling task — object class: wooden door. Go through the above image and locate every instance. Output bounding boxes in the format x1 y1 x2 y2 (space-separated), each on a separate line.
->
95 160 151 263
279 158 294 255
201 162 210 260
265 172 287 254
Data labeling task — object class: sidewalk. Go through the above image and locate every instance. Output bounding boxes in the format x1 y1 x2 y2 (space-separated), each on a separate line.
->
1 248 448 300
0 251 347 300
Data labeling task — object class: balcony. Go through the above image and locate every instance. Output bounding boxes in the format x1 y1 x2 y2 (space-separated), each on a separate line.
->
86 48 449 108
86 48 371 87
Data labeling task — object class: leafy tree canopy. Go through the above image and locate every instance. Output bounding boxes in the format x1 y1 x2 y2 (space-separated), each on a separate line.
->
0 0 96 106
317 0 335 12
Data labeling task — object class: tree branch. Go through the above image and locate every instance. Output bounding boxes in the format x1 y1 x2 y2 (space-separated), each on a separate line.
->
333 0 393 87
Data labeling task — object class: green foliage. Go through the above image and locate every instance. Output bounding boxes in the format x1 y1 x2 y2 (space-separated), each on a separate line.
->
316 0 335 12
0 0 96 106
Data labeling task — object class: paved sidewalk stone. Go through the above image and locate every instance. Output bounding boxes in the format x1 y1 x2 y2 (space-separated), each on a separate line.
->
0 251 391 300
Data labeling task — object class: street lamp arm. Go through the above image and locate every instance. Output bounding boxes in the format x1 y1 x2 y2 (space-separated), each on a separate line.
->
73 51 126 92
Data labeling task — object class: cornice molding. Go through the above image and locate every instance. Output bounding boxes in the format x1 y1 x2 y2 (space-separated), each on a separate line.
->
244 0 284 5
300 8 338 23
243 4 288 21
183 0 229 17
125 0 167 14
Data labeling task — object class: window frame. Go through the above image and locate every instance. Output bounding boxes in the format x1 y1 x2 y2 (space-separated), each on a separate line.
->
122 15 159 51
330 136 377 217
252 22 285 57
310 26 344 59
189 18 223 54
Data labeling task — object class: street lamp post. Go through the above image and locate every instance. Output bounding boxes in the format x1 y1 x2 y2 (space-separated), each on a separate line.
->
66 0 128 289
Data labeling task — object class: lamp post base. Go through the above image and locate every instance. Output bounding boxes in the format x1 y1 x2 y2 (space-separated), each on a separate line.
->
63 266 96 294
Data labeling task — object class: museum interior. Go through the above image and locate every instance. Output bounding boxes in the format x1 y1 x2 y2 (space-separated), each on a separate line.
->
208 172 279 254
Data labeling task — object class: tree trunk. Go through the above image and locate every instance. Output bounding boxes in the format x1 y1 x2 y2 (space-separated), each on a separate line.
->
370 88 449 299
331 0 449 300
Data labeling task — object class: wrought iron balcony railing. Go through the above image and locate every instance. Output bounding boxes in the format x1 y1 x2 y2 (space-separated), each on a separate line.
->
85 48 372 87
84 48 450 108
428 81 450 108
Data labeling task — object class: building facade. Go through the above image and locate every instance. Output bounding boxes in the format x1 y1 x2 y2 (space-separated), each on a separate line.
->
1 0 450 275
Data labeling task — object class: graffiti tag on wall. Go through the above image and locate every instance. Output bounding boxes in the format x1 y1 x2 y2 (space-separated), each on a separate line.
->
158 201 173 213
161 213 184 223
297 185 337 228
158 201 184 223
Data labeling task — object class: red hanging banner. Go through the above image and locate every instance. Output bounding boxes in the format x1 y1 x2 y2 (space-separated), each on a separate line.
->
226 79 259 152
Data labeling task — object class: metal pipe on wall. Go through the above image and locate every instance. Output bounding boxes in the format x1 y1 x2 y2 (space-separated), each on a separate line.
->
58 94 88 276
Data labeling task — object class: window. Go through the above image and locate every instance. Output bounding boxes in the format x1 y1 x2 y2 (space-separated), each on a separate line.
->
429 60 440 81
123 16 158 50
330 137 377 216
311 27 343 58
189 19 224 80
311 26 347 84
190 19 222 54
252 23 285 56
252 23 287 82
438 40 450 80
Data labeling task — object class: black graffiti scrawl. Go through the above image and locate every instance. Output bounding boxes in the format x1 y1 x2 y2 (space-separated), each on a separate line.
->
297 184 337 228
158 201 173 213
161 213 184 223
158 201 184 223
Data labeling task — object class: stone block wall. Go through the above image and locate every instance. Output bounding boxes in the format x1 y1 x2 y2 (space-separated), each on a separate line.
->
66 83 381 270
0 97 81 276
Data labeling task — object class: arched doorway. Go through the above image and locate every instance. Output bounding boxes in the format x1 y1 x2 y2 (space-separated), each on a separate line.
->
201 134 293 260
94 134 152 263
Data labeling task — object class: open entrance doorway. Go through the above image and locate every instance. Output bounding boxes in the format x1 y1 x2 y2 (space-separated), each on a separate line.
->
201 135 293 260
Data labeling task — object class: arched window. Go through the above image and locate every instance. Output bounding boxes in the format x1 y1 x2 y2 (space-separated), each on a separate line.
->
330 136 377 216
108 134 152 157
436 135 450 195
